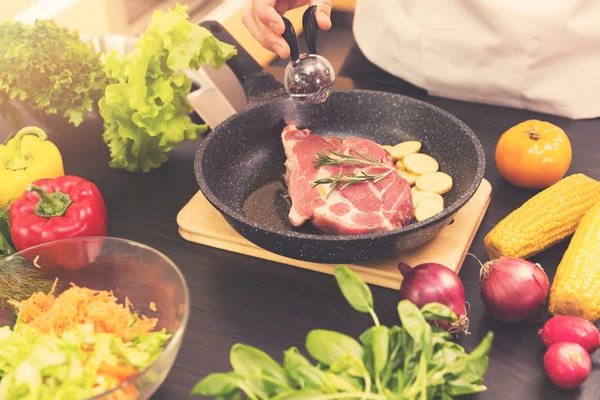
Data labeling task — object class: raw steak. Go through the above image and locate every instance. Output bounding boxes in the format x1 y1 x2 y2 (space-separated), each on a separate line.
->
281 123 414 235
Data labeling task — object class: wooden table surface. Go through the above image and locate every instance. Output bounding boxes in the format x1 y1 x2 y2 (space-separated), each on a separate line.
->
1 65 599 400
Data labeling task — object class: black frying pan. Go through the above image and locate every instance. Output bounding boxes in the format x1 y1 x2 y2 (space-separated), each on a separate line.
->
193 17 485 264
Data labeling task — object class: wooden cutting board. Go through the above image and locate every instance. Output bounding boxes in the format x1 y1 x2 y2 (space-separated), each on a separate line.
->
177 179 491 290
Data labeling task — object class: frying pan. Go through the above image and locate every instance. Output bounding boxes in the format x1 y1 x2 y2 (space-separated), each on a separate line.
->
193 18 485 264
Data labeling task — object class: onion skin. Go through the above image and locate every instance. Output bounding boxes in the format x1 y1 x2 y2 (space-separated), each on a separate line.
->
544 342 591 389
479 257 549 323
539 316 599 354
398 262 467 331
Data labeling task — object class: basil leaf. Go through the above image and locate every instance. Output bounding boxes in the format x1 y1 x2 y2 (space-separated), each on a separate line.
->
305 329 364 366
371 325 389 378
420 303 458 322
190 372 241 397
283 347 325 389
334 266 374 313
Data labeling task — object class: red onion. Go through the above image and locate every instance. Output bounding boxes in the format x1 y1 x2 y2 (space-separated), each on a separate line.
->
398 262 469 334
478 256 549 323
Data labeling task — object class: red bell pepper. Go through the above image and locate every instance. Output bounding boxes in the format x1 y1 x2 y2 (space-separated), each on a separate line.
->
9 175 108 269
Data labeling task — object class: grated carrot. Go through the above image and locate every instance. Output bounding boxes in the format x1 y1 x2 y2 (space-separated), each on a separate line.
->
10 281 157 341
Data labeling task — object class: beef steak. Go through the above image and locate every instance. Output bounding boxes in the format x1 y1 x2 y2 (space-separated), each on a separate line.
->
281 123 414 235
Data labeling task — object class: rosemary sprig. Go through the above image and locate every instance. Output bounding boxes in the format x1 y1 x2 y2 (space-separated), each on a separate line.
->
314 148 384 168
313 169 393 198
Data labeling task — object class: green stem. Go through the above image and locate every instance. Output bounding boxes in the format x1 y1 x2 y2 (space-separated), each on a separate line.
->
369 309 380 327
26 184 72 218
3 126 48 171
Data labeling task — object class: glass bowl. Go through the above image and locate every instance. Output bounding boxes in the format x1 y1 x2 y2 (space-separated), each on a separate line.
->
0 237 190 400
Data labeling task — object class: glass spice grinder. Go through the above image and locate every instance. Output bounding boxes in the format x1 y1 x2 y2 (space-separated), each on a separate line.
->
281 6 336 105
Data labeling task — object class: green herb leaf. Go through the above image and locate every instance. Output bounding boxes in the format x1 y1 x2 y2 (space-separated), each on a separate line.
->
371 326 389 379
397 300 428 345
322 371 363 392
230 344 291 397
190 372 242 397
420 303 458 323
98 3 236 172
272 390 326 399
333 266 376 317
305 329 364 366
283 347 325 390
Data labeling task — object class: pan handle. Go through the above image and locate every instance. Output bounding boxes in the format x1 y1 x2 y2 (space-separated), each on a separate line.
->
198 21 286 105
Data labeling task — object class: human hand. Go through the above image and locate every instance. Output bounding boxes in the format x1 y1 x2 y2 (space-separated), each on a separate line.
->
242 0 333 59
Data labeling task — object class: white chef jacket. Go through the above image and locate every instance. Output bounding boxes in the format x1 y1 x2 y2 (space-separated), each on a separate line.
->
353 0 600 120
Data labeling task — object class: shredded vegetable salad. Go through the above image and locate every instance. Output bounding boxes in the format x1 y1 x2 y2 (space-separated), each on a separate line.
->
0 280 170 399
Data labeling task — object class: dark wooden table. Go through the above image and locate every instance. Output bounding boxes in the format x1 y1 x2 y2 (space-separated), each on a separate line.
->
1 65 598 400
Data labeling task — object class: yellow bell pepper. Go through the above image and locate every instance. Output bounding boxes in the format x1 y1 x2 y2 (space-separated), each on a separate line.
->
0 126 64 204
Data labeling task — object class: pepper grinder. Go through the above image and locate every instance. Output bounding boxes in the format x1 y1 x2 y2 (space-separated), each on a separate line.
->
281 6 336 104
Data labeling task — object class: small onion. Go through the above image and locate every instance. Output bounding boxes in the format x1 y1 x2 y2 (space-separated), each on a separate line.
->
479 256 549 323
398 262 469 334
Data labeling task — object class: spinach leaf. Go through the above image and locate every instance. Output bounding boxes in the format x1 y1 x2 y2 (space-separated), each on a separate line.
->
333 266 378 323
420 303 458 323
283 347 326 390
230 344 291 397
305 329 364 366
442 331 494 376
380 326 404 388
445 378 487 396
322 371 363 392
190 372 242 398
329 353 366 378
272 389 327 399
371 325 389 392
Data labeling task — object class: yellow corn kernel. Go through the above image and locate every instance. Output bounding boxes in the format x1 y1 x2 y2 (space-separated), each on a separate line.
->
484 174 600 259
549 201 600 322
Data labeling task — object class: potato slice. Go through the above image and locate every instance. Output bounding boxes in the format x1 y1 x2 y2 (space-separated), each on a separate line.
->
415 172 453 194
395 159 406 171
397 169 419 185
382 145 394 155
390 141 422 160
412 190 444 208
415 197 444 222
403 153 439 175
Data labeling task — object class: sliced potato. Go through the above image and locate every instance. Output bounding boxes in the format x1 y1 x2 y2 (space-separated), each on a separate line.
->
403 153 439 175
415 172 453 194
390 141 422 160
412 190 444 208
415 197 444 222
397 169 419 185
411 186 420 194
382 145 394 155
395 159 406 171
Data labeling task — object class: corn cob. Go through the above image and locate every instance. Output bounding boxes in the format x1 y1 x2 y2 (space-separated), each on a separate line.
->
484 173 600 259
549 201 600 321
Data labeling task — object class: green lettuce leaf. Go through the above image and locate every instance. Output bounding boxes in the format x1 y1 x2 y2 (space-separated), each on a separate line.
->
0 19 107 127
98 3 237 172
0 323 171 399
